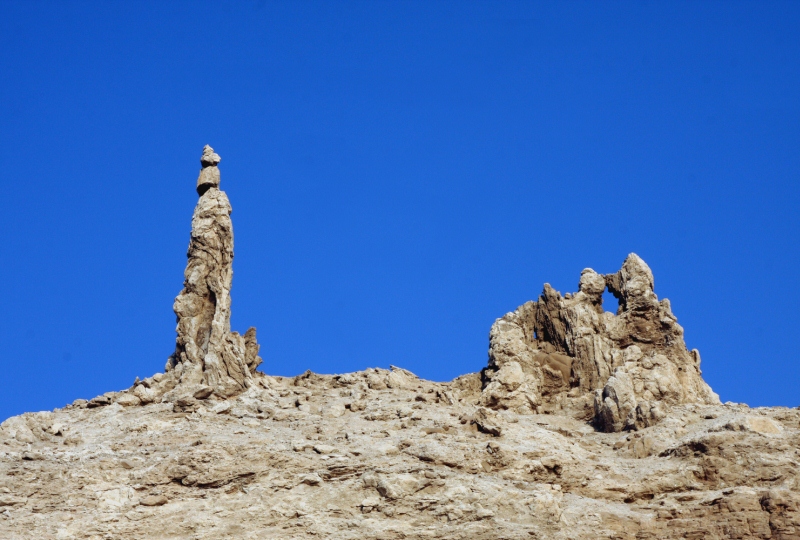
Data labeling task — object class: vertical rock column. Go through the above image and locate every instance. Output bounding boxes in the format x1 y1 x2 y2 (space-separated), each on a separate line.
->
165 145 262 398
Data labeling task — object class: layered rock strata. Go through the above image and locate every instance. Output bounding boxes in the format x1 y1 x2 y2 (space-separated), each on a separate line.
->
482 254 719 431
1 370 798 539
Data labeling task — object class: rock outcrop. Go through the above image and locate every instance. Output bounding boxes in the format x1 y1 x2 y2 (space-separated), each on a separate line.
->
2 149 797 539
1 370 798 540
482 254 719 431
99 145 264 407
162 145 262 398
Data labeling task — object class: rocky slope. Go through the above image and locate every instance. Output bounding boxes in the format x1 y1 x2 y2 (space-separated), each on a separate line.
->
1 147 798 540
1 372 798 539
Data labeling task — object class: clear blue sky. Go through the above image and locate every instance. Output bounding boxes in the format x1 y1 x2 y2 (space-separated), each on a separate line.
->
1 1 798 421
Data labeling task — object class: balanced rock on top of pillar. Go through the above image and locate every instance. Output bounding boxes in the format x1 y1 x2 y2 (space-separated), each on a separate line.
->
109 145 264 406
162 145 262 399
481 253 719 431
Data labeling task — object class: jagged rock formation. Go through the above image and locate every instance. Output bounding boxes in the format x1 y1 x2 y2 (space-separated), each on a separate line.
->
163 145 262 398
482 254 719 431
101 145 263 408
1 150 798 539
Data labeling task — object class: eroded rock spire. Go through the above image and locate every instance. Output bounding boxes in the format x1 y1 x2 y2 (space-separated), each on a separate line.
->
164 145 262 398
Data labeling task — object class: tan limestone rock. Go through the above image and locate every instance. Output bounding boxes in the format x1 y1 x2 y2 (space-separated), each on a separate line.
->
3 149 796 539
483 254 719 431
139 494 168 507
163 145 262 399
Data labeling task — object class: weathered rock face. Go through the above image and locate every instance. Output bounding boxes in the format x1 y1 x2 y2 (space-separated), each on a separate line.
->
163 145 262 398
2 148 797 539
482 254 719 431
71 145 262 409
2 371 798 540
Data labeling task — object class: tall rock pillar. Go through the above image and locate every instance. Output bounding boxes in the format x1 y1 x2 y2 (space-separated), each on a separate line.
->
165 145 262 398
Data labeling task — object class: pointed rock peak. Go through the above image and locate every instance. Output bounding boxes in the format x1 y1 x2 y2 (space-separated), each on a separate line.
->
166 145 262 398
620 252 654 290
483 253 718 431
200 144 221 167
605 253 655 305
197 144 222 195
108 146 264 408
144 146 263 403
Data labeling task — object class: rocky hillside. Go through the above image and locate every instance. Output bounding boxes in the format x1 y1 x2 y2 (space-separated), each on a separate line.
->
1 147 798 540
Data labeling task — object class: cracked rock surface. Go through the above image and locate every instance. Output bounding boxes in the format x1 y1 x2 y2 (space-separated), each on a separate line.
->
482 253 719 432
0 147 797 539
1 371 798 539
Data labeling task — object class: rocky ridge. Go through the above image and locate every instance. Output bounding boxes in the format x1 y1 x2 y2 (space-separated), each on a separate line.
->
481 253 719 433
0 147 798 539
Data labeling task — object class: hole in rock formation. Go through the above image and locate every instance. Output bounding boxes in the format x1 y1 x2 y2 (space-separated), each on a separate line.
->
602 289 619 314
480 255 719 431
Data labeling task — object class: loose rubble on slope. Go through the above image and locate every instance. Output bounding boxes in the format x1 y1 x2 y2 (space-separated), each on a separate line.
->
1 147 798 540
